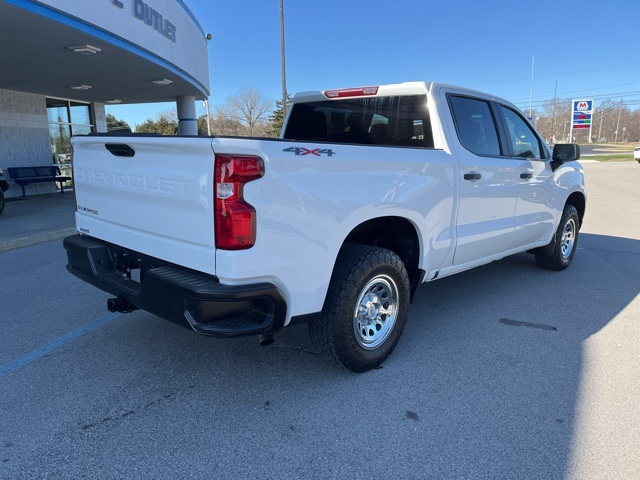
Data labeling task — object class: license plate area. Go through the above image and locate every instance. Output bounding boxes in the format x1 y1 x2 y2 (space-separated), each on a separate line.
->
111 249 155 286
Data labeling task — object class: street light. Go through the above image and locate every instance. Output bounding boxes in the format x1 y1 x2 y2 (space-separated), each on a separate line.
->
203 99 211 136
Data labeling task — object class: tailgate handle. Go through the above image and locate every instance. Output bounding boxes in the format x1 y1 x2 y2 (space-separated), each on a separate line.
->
105 143 135 157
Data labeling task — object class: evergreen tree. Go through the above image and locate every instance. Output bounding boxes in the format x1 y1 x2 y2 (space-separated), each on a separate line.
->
269 94 292 137
105 113 131 133
135 113 178 135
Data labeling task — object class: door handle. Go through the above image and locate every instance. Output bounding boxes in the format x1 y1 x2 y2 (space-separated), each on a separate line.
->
520 172 533 180
464 173 482 181
105 143 135 157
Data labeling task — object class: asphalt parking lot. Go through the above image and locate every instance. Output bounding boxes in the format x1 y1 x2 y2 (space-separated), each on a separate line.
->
1 162 639 479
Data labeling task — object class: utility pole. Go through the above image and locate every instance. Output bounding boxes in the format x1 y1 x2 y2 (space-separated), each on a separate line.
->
551 80 557 142
614 99 623 143
597 109 604 143
279 0 288 120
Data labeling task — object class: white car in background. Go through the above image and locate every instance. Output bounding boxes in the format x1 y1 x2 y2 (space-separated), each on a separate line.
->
634 145 640 163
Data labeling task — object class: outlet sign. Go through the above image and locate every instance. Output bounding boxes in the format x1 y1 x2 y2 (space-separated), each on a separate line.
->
112 0 177 43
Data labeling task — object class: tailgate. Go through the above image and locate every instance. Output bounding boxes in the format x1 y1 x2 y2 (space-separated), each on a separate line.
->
71 135 216 275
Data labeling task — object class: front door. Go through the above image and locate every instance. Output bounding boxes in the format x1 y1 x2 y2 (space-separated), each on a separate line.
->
498 105 559 249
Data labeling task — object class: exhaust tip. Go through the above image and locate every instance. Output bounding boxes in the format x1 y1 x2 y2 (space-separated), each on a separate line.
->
258 334 275 347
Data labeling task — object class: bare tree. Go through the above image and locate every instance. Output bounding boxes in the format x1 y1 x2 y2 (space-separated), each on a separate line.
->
534 98 571 143
222 86 274 136
210 105 247 136
629 109 640 143
592 100 620 143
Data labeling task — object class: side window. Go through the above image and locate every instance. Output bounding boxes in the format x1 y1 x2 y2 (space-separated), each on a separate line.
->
449 96 501 156
500 106 543 159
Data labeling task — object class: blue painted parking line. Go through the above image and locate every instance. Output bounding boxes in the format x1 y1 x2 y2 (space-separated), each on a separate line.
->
0 312 120 379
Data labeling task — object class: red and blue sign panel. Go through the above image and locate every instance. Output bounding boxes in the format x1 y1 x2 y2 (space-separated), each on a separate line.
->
572 99 593 130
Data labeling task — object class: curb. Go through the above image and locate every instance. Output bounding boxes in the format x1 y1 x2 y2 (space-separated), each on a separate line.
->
0 228 76 253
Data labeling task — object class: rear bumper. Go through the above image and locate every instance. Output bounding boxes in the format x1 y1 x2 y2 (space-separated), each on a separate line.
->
63 235 287 337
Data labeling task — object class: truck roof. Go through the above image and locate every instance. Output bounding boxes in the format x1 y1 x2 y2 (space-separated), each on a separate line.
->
291 81 510 106
292 82 431 103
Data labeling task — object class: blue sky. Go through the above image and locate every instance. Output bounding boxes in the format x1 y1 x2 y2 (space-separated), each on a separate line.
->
107 0 640 128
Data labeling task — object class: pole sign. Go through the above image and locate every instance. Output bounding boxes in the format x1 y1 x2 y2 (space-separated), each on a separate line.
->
569 99 594 143
572 99 593 129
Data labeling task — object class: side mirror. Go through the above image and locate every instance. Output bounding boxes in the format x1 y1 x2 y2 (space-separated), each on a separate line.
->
552 143 581 162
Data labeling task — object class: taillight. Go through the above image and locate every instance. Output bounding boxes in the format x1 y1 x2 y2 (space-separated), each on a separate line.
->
214 154 264 250
324 86 379 98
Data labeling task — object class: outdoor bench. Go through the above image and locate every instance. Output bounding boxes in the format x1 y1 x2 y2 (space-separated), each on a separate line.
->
7 166 72 197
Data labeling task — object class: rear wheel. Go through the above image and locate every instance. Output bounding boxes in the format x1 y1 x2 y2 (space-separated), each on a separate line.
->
535 204 580 271
308 244 410 372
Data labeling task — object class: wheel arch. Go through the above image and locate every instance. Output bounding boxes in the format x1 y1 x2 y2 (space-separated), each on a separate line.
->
341 216 424 300
566 191 586 228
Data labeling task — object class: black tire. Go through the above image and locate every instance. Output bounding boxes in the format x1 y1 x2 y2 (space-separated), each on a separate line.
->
308 244 410 372
0 190 4 216
535 204 580 271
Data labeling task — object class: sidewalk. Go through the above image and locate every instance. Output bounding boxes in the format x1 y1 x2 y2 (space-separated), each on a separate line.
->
0 192 76 252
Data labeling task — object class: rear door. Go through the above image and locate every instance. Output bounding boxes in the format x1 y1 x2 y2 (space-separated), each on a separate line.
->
446 94 519 266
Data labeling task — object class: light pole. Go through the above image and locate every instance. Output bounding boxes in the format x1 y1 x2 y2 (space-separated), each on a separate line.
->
528 54 534 119
203 99 211 136
280 0 288 120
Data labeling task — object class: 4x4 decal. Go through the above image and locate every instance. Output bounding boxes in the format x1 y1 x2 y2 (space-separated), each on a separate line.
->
283 147 336 157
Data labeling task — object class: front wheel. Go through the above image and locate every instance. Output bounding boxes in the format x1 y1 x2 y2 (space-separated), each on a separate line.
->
308 244 410 372
0 190 5 216
535 204 580 271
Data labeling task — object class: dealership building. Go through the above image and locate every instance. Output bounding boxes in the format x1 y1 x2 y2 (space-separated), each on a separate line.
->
0 0 209 198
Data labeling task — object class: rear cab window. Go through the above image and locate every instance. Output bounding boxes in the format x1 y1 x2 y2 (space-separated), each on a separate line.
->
283 95 434 148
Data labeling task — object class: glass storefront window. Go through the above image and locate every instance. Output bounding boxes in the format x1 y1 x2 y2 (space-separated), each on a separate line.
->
70 102 91 125
71 125 92 136
46 98 94 165
49 123 72 164
46 99 70 124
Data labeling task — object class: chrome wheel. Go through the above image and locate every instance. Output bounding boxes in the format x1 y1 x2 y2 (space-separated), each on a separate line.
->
309 245 410 372
561 218 576 260
353 274 399 350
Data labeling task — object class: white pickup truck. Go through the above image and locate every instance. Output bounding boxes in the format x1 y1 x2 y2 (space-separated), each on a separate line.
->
64 82 586 372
